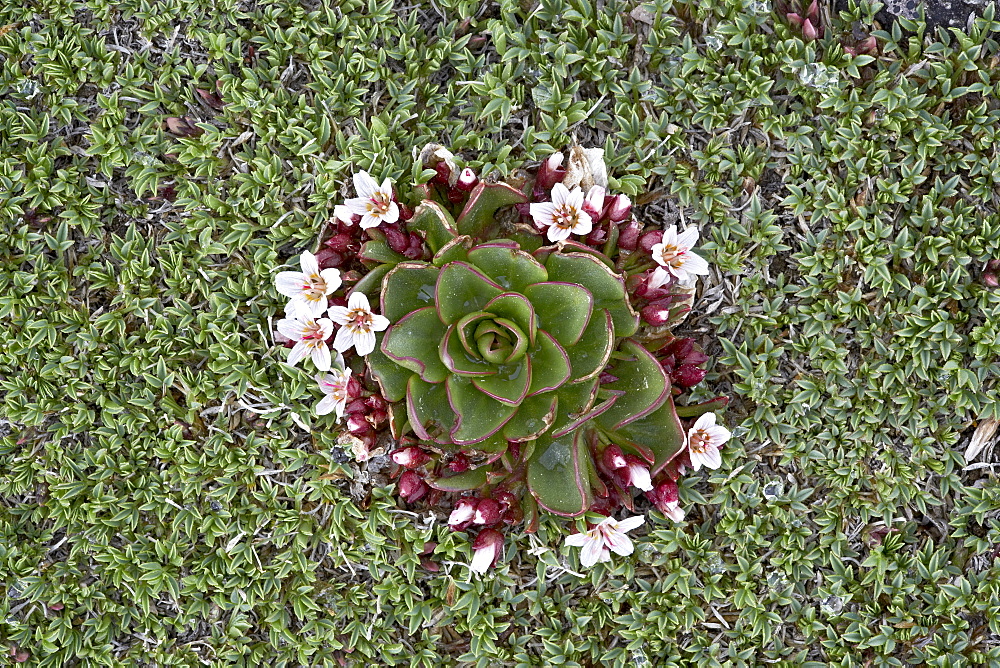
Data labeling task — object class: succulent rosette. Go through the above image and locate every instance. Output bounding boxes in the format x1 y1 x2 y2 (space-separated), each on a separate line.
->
272 144 733 573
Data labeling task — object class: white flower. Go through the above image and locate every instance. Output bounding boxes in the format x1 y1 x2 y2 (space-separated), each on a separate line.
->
275 316 335 371
334 204 355 225
327 292 390 356
274 251 342 319
469 529 505 575
529 182 594 242
342 170 399 230
564 515 645 568
626 459 653 492
648 225 710 288
686 412 731 471
314 356 350 418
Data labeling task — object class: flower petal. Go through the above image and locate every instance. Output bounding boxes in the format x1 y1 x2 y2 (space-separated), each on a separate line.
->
344 197 370 216
333 326 356 353
547 224 572 243
606 531 634 556
312 344 332 372
353 170 379 198
676 226 700 250
275 271 308 298
276 317 305 340
300 251 319 276
287 340 309 366
700 446 723 470
370 314 390 332
550 182 570 207
320 268 343 294
616 515 645 533
334 204 355 224
360 213 383 230
382 201 400 225
564 533 590 547
354 330 377 356
570 212 593 236
647 267 670 290
682 251 711 276
580 538 605 568
347 291 371 311
327 305 350 325
315 394 340 416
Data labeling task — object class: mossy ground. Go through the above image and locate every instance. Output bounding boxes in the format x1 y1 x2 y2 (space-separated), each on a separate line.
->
2 0 1000 666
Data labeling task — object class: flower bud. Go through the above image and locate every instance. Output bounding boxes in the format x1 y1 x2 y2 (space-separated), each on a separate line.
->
583 185 606 220
383 225 409 254
314 248 343 269
602 444 627 470
432 160 452 185
802 18 819 41
392 446 429 469
618 219 643 250
984 272 999 288
346 375 363 399
325 232 353 253
470 528 505 574
492 490 522 524
448 453 470 472
647 478 684 521
404 233 424 260
585 223 608 246
536 152 566 189
473 498 501 526
673 364 707 388
456 168 479 192
641 302 674 326
607 194 632 222
399 470 429 503
449 497 478 531
639 230 662 253
347 414 372 436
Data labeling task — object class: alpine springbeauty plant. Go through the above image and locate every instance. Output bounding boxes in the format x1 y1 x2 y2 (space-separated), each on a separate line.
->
268 145 733 573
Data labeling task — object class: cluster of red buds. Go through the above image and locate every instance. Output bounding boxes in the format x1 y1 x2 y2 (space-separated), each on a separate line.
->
447 491 522 530
658 337 709 389
782 0 823 41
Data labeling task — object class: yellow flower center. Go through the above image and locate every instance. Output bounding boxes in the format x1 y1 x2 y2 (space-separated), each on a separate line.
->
367 192 392 216
689 429 710 454
552 204 581 230
347 308 374 332
659 244 687 269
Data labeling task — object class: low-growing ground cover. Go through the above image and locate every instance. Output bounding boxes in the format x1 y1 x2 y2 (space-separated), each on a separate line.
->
2 0 1000 665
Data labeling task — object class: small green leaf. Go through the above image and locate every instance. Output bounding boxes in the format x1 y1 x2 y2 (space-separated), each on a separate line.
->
503 393 558 442
455 182 528 238
566 309 615 383
367 341 414 403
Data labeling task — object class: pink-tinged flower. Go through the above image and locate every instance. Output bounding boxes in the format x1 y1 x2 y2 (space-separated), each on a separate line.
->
470 528 505 574
647 479 684 522
314 358 350 418
686 412 731 471
449 497 478 531
529 182 593 242
564 515 645 568
343 170 399 230
583 185 606 220
276 316 335 371
327 292 390 356
275 251 342 318
623 455 653 492
473 498 501 526
648 225 710 288
391 446 429 469
536 152 566 189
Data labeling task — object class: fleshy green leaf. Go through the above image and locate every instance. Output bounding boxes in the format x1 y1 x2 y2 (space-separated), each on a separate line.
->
432 235 473 266
455 182 529 238
408 200 458 252
611 394 686 476
527 431 592 517
427 467 487 492
522 282 593 347
503 392 558 442
544 251 639 338
351 263 392 300
381 262 440 323
482 293 537 346
381 307 448 383
441 324 496 377
360 239 407 265
566 309 615 383
552 377 599 434
594 339 670 430
446 375 516 444
472 358 531 406
435 261 504 324
367 340 413 403
527 330 571 395
406 375 456 443
467 245 548 292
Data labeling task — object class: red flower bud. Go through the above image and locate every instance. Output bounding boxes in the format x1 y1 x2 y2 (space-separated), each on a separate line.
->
673 364 707 388
347 414 372 436
432 160 452 185
647 478 684 521
602 444 627 470
803 18 819 41
314 248 343 269
473 498 501 526
399 203 414 222
456 168 479 191
392 446 429 469
641 303 674 326
607 194 632 222
403 234 424 259
448 453 470 473
470 528 505 573
383 225 409 254
325 233 353 253
618 219 643 251
585 223 608 246
346 376 363 399
583 185 606 221
345 399 368 415
536 153 566 189
639 230 662 253
399 470 429 503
